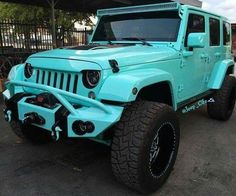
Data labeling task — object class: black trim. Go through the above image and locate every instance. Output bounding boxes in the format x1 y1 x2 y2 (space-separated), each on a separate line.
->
101 100 130 107
177 90 214 109
109 59 120 73
55 106 69 138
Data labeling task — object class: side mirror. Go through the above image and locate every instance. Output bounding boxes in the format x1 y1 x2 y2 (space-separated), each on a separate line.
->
187 33 206 48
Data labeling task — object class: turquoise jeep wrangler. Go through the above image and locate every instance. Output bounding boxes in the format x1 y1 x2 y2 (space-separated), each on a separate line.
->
2 2 236 193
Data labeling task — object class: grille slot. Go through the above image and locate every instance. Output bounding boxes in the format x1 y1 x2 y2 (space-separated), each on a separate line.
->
73 75 79 94
34 69 79 94
47 72 51 86
53 72 57 87
60 73 64 89
42 70 45 84
66 74 71 91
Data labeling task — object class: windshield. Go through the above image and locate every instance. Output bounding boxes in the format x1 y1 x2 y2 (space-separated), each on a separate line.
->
92 11 181 42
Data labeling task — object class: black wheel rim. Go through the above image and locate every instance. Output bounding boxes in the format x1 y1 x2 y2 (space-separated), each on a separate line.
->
149 122 175 178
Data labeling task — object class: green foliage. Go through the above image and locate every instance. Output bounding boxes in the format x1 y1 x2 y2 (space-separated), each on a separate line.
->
0 2 93 29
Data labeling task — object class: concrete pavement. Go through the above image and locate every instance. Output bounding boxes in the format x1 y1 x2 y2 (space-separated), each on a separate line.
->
0 97 236 196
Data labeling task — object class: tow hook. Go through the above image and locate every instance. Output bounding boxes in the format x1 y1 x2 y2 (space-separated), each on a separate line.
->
4 109 12 122
51 122 62 141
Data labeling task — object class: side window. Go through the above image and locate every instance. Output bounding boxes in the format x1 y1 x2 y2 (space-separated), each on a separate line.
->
185 14 205 46
223 22 230 46
209 18 220 46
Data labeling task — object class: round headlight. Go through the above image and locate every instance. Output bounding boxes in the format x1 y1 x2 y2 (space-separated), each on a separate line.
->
83 70 101 88
24 63 33 79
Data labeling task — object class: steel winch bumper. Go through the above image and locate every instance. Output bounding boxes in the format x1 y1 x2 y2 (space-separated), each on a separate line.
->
3 80 124 139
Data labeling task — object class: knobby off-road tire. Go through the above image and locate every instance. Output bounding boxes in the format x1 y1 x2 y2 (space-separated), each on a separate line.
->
111 101 180 193
10 120 52 144
208 76 236 121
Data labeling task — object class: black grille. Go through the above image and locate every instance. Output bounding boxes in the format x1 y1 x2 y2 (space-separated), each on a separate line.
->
35 69 79 94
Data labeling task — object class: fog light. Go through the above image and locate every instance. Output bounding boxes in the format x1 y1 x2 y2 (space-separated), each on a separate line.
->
72 120 86 135
85 121 95 133
72 120 95 135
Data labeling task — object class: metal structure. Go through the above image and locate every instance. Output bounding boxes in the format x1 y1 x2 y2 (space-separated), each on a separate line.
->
0 0 201 80
0 0 202 11
0 0 202 48
0 20 90 79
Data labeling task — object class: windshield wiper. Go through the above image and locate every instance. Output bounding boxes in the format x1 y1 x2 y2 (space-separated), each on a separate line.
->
122 37 152 46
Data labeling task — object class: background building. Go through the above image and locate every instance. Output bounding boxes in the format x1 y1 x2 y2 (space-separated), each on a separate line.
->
232 24 236 60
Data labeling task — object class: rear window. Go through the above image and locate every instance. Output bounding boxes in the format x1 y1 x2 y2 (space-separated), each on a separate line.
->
209 18 220 46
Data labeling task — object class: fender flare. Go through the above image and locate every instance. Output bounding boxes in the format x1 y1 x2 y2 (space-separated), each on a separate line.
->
98 68 177 109
208 59 235 89
8 63 24 81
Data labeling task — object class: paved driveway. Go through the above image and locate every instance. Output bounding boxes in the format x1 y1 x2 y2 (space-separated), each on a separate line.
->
0 97 236 196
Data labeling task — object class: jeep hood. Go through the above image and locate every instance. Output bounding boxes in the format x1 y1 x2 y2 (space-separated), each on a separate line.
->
29 45 179 70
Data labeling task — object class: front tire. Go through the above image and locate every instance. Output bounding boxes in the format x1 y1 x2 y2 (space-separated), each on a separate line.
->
111 101 180 193
10 120 52 144
208 76 236 121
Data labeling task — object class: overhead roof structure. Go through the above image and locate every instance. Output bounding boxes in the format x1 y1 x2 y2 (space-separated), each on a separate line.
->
0 0 202 12
0 0 202 47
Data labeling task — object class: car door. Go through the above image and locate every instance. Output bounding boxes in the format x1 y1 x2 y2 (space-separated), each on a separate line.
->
178 12 208 101
202 16 222 92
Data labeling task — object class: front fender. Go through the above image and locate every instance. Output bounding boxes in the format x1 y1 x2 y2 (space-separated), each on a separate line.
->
5 64 25 97
8 63 24 81
98 68 175 102
208 59 235 89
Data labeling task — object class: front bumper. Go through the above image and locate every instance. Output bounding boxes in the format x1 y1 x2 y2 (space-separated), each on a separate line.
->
3 80 124 138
